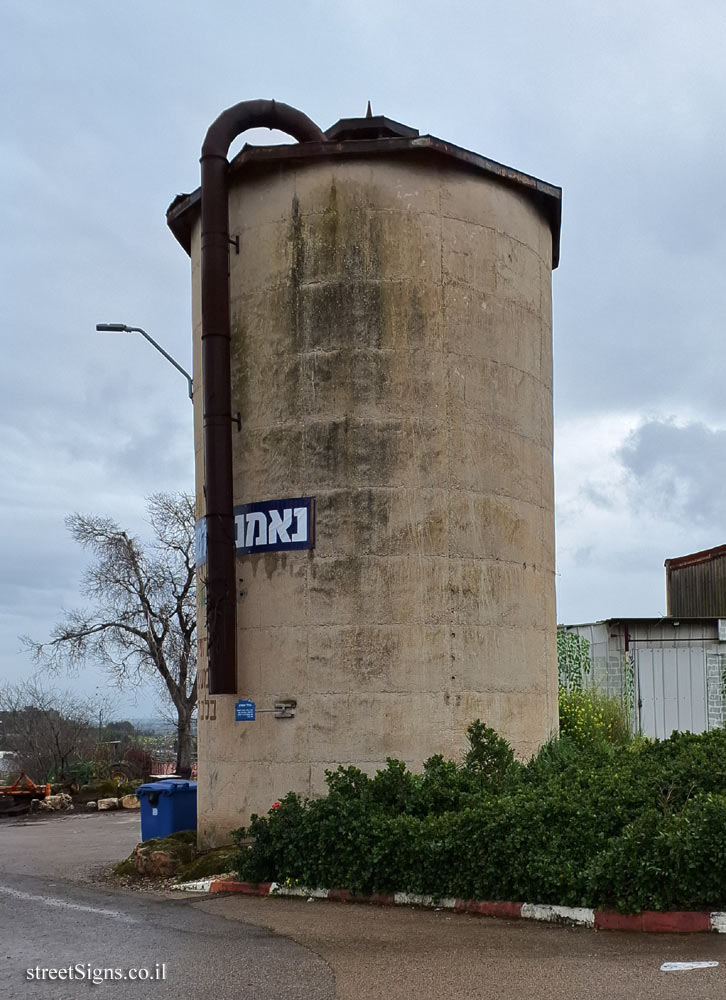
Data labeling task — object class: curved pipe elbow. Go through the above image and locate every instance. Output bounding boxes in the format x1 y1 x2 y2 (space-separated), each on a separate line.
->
202 98 326 159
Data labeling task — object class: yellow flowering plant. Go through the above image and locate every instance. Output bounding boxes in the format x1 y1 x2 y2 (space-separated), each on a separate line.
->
558 687 631 746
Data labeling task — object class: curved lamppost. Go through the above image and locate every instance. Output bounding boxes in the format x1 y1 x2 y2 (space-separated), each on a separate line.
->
96 323 193 401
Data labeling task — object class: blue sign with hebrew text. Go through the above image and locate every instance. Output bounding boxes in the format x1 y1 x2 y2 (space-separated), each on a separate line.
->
235 699 255 722
234 496 315 556
195 497 315 567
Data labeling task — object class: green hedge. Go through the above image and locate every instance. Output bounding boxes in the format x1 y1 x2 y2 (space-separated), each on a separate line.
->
232 722 726 913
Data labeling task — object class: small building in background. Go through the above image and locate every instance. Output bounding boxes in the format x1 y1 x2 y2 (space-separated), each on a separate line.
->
560 618 726 740
561 545 726 740
666 545 726 617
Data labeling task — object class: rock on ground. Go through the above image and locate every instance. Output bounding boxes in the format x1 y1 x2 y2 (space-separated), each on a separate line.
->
39 793 73 812
127 831 197 879
97 797 120 811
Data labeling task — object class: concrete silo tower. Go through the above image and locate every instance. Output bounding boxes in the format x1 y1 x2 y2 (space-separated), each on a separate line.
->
167 101 561 846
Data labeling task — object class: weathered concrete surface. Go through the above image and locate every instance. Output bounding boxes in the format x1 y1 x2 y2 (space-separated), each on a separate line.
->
191 155 558 844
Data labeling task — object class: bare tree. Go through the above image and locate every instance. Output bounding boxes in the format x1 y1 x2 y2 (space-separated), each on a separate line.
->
0 679 96 782
25 493 197 773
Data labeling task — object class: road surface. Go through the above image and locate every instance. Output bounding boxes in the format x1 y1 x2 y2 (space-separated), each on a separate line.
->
0 812 334 999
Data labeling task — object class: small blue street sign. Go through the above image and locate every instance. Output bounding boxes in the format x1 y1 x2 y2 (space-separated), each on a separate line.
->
235 699 256 722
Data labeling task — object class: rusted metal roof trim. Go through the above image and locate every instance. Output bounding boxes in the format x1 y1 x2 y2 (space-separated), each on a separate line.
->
664 544 726 571
166 134 562 267
166 191 197 256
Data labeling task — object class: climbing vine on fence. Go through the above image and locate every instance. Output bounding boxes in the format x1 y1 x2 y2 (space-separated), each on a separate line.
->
623 651 636 719
556 629 591 690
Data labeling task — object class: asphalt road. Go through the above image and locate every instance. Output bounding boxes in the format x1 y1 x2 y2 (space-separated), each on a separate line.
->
199 893 726 1000
0 810 141 880
3 811 726 999
0 813 334 999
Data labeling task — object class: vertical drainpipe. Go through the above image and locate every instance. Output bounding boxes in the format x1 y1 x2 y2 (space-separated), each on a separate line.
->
200 100 326 695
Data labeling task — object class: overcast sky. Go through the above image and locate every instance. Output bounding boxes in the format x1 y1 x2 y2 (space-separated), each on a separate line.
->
2 1 726 715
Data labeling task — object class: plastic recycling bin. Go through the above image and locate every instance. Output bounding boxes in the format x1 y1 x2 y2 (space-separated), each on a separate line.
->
136 779 197 841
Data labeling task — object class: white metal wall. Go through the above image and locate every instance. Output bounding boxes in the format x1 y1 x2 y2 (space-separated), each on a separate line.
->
635 647 708 739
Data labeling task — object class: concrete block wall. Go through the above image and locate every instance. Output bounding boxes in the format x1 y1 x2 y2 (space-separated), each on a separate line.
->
706 653 725 730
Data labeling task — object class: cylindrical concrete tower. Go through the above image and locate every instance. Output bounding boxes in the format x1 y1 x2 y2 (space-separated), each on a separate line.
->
168 109 562 846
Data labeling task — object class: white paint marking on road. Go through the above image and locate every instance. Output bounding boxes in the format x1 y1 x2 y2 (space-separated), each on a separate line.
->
660 962 719 972
711 912 726 933
0 885 137 923
521 903 595 927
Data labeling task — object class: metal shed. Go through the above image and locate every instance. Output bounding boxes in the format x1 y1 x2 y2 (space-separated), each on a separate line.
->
665 545 726 618
560 618 726 739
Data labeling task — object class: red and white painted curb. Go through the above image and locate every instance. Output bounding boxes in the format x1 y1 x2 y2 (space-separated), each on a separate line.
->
178 879 726 934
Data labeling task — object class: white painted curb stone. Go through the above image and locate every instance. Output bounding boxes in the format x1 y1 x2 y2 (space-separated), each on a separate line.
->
521 903 594 927
174 878 213 892
270 884 329 899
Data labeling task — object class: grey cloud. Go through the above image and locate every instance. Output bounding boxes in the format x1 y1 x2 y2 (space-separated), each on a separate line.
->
619 420 726 526
579 484 615 510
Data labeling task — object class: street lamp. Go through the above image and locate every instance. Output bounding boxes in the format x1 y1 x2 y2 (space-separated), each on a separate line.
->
96 323 193 401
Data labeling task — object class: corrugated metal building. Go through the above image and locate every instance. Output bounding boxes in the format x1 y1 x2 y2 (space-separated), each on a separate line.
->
665 545 726 617
560 618 726 739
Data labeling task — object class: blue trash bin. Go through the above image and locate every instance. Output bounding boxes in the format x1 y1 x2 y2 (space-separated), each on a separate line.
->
136 779 197 841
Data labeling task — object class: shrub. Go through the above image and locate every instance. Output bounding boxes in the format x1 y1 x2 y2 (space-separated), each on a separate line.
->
558 687 631 746
462 720 519 790
585 792 726 911
231 722 726 912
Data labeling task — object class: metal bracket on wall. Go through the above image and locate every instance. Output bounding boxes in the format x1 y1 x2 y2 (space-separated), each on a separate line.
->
229 235 240 254
231 412 241 431
274 699 297 719
255 699 297 719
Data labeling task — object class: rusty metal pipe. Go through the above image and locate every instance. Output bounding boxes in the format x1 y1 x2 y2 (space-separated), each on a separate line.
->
201 100 326 695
